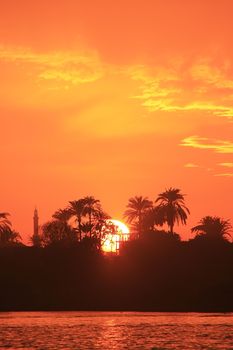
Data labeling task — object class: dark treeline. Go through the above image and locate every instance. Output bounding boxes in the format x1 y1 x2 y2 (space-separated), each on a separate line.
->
0 188 233 312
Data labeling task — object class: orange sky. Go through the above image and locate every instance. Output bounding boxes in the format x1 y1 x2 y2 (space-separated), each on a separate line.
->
1 0 233 241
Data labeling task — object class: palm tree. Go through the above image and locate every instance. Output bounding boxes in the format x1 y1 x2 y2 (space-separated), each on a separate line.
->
142 207 164 232
191 216 232 241
0 212 11 234
124 196 153 238
155 188 190 234
52 208 72 223
41 220 77 247
81 222 95 236
68 199 86 241
83 196 101 237
93 210 111 247
0 228 21 246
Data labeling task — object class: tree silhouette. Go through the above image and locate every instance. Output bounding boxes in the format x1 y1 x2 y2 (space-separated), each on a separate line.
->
41 220 77 247
68 199 86 241
81 222 95 236
52 208 72 224
0 212 11 234
93 210 111 247
52 198 109 245
124 196 153 238
155 188 190 234
0 227 21 246
30 232 42 247
191 216 232 241
0 213 22 246
83 196 101 237
141 207 164 232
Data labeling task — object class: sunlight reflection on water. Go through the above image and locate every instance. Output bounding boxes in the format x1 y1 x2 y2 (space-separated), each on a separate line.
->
0 312 232 349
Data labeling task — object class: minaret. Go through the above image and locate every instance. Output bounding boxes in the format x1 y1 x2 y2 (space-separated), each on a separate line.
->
33 207 39 237
32 207 40 246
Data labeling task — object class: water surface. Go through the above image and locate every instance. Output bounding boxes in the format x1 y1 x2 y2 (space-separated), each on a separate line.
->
0 312 232 349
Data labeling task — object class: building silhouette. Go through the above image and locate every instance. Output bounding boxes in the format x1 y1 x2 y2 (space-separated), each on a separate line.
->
32 207 40 247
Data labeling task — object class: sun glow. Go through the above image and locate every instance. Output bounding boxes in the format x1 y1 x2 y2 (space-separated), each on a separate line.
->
102 219 130 254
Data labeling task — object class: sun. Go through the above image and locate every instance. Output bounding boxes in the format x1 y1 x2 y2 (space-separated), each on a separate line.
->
107 219 129 234
102 219 130 253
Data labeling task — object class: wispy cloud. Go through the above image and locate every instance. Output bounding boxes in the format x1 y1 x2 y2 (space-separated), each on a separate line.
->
139 100 233 117
129 59 233 119
190 60 233 89
0 45 104 85
218 162 233 167
180 136 233 154
128 65 181 111
1 46 233 119
184 163 199 168
214 173 233 177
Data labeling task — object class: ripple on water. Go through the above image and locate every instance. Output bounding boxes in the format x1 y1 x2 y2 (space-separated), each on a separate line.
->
0 312 233 350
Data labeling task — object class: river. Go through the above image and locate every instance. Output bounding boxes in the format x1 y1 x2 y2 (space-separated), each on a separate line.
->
0 312 232 349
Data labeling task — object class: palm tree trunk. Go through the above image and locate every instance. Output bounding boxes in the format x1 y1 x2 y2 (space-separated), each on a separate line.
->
78 216 82 241
89 212 92 237
138 213 142 239
170 222 174 234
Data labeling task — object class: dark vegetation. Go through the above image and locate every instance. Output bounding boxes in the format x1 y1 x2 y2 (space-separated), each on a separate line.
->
0 189 233 312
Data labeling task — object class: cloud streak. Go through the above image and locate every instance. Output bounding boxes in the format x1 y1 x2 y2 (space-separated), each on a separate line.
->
214 173 233 177
181 136 233 154
184 163 199 168
0 45 104 85
1 46 233 120
218 162 233 167
129 60 233 119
